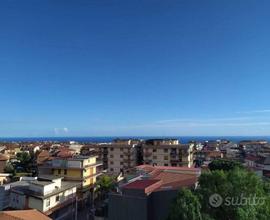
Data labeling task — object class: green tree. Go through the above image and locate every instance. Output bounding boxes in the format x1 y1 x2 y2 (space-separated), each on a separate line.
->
167 188 202 220
208 159 243 171
168 168 270 220
4 162 15 175
96 175 115 200
197 168 269 220
16 152 33 173
16 152 31 164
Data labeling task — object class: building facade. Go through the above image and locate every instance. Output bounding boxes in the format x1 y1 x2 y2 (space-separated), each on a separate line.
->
38 155 102 202
10 176 77 220
94 139 140 175
142 140 194 167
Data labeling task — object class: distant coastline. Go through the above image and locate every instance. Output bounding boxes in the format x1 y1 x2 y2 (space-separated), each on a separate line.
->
0 136 269 144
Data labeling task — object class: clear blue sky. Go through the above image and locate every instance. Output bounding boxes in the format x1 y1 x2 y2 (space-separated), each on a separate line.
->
1 0 270 137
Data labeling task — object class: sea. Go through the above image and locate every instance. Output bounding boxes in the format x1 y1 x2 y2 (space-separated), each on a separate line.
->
0 136 270 144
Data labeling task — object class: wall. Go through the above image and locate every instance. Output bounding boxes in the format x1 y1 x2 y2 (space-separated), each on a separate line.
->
0 184 10 210
108 193 148 220
28 197 43 211
0 161 7 173
10 192 26 209
149 190 177 220
42 186 77 212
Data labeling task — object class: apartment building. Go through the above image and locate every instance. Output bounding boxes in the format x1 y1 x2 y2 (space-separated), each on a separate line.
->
10 176 77 220
142 139 194 168
38 155 102 202
96 139 141 175
0 154 9 173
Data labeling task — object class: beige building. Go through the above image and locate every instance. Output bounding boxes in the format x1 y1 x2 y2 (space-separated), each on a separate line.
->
0 154 9 173
95 139 140 175
143 140 194 167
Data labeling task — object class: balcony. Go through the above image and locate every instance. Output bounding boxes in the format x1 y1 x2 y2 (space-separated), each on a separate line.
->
123 151 131 156
144 152 152 157
144 158 152 163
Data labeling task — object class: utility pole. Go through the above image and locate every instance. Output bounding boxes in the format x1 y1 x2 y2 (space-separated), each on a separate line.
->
75 196 78 220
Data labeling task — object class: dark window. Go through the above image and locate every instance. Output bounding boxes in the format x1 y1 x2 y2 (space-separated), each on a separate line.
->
164 149 168 153
164 163 168 166
64 169 67 175
58 169 61 174
153 149 157 152
120 155 123 158
55 195 60 202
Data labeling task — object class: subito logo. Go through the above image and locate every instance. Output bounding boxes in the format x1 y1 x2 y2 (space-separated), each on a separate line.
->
209 193 223 208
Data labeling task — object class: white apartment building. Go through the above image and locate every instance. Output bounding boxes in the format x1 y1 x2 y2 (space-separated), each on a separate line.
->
10 176 77 219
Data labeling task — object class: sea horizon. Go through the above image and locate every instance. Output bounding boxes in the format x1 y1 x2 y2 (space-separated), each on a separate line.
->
0 135 269 144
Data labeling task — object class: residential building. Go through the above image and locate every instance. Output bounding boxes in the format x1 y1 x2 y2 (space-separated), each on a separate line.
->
109 165 200 220
38 155 102 203
142 140 194 167
4 145 21 159
0 154 9 173
37 150 51 166
94 139 140 175
0 173 11 185
10 176 77 219
194 150 224 167
0 178 37 211
0 209 52 220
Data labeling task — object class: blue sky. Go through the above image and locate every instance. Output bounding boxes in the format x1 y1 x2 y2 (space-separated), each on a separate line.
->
1 0 270 137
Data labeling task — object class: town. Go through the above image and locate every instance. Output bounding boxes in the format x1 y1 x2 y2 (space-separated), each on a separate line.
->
0 138 269 220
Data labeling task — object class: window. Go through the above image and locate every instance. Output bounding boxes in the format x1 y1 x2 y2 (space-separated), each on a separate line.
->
120 148 123 151
58 169 61 175
153 149 157 152
164 156 168 160
64 169 67 175
46 199 50 207
55 195 60 202
120 162 123 165
164 149 168 153
110 168 114 172
110 161 114 165
164 163 168 166
120 155 123 158
110 155 114 158
110 147 114 151
153 156 157 159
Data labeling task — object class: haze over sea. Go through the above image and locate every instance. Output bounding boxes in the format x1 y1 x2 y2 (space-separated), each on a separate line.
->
0 136 269 144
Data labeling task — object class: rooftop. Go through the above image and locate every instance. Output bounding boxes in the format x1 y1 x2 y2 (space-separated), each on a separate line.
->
0 209 52 220
123 179 160 190
11 180 78 199
121 165 200 195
